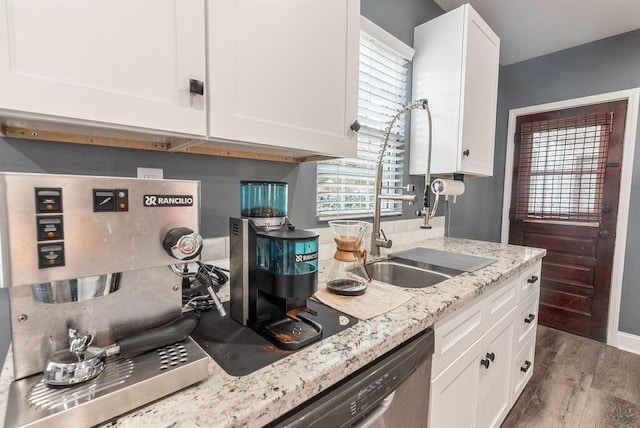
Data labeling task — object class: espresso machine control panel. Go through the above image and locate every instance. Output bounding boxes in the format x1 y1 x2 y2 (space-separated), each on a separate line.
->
0 173 201 287
34 187 133 269
35 188 65 269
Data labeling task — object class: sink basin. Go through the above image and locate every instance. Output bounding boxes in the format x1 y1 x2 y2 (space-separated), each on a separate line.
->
360 258 464 288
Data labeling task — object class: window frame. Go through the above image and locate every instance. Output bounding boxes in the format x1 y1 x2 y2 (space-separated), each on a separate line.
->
316 17 414 221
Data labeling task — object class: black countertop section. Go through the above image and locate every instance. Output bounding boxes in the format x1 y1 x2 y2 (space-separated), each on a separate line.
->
191 300 358 376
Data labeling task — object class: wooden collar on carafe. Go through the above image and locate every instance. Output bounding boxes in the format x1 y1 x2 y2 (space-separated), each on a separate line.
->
334 236 363 262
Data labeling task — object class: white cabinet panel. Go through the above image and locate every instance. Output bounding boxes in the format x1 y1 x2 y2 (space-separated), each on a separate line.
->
478 310 514 428
511 335 536 402
485 278 517 327
0 0 206 135
514 289 540 352
410 4 499 177
207 0 359 157
518 261 542 303
458 11 500 176
432 298 483 376
430 345 479 428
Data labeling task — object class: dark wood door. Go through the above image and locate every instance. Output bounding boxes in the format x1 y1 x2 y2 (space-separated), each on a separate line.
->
509 100 627 341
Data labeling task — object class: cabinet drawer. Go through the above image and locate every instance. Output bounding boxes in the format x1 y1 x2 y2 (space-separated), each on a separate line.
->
514 288 540 352
484 279 517 328
433 300 483 376
511 335 535 403
518 261 541 303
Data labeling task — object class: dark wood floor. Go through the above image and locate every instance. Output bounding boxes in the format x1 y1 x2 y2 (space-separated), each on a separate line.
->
502 325 640 428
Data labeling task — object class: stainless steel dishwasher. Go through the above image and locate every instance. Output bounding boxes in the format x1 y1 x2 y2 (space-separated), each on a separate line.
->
269 328 434 428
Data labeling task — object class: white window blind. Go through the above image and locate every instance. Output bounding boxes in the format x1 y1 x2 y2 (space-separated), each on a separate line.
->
317 28 410 220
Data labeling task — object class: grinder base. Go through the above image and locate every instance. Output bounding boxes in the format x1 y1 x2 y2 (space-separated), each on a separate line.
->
260 314 323 350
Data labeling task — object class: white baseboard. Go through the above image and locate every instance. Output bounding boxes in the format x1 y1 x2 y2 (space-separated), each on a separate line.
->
616 331 640 355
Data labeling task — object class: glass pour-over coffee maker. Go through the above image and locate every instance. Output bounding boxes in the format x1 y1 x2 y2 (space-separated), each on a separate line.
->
326 220 371 296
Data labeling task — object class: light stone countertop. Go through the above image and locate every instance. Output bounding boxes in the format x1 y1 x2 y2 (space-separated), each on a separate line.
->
0 237 545 427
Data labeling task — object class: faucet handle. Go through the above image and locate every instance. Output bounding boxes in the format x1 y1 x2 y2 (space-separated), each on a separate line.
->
376 229 393 249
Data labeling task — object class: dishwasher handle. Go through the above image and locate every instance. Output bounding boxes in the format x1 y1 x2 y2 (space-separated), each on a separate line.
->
355 392 396 428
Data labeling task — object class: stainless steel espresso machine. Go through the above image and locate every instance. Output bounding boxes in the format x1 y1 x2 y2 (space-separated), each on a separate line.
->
229 181 322 350
0 173 209 427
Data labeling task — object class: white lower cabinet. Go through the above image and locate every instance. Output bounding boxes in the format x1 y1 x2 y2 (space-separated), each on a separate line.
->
430 308 514 428
429 260 542 428
477 311 514 428
430 343 479 428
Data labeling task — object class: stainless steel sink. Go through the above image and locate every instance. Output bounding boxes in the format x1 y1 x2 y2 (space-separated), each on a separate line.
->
360 258 464 288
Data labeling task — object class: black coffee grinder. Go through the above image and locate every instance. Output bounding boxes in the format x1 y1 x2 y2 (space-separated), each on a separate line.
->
229 181 321 350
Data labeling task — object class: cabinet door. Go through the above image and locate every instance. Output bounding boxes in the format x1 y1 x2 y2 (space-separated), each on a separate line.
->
477 309 514 428
429 344 480 428
457 5 500 176
208 0 359 157
410 4 499 177
0 0 206 135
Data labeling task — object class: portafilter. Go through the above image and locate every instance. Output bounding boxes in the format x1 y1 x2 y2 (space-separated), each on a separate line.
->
43 311 200 386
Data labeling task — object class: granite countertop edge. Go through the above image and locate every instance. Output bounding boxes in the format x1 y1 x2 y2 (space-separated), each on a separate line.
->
0 237 546 428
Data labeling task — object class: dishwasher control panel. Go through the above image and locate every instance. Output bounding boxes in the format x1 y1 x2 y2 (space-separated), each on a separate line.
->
350 372 395 416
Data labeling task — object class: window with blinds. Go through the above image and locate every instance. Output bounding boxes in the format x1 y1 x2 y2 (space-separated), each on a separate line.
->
514 113 612 223
316 29 410 220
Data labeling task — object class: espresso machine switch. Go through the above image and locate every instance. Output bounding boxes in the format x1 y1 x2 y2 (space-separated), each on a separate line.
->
38 243 65 268
37 216 64 240
35 188 62 213
163 228 203 260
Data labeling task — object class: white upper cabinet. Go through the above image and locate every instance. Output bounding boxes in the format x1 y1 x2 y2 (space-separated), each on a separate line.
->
0 0 207 136
0 0 359 159
410 4 500 177
206 0 360 157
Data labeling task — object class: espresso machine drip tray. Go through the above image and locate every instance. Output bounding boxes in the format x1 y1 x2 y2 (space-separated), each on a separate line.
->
5 337 209 428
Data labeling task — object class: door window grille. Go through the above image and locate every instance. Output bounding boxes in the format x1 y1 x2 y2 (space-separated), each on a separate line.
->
514 113 612 223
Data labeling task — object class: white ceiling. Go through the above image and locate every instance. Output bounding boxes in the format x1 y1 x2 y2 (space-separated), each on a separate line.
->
433 0 640 65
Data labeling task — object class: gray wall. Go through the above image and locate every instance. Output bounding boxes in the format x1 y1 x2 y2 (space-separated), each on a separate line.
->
0 0 444 367
449 29 640 336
